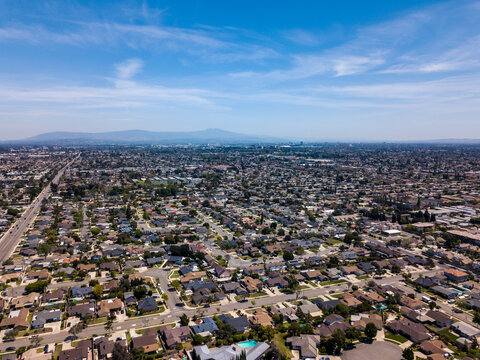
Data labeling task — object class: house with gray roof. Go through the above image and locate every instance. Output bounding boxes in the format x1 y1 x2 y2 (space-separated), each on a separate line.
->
286 335 320 360
451 321 480 339
31 309 62 329
191 318 219 336
431 286 458 299
192 342 269 360
71 286 93 298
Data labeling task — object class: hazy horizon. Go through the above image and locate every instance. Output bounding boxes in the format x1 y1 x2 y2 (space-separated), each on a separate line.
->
1 0 480 141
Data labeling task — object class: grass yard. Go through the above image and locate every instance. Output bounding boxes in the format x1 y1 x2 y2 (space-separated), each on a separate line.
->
273 333 293 360
249 292 267 298
133 306 166 317
326 238 343 245
384 330 408 344
306 280 318 288
438 329 459 343
53 344 63 360
320 279 347 286
94 317 108 324
357 275 370 280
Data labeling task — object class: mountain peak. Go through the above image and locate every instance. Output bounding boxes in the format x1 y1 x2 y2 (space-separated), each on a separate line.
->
7 129 281 145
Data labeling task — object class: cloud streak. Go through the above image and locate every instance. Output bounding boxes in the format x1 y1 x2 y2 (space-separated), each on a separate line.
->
115 58 143 79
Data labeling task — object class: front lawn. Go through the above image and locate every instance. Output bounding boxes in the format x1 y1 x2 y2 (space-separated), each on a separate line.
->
385 330 408 344
320 279 347 286
249 292 267 298
170 270 180 278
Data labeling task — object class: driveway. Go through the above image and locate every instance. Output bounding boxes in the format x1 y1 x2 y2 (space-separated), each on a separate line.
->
341 341 402 360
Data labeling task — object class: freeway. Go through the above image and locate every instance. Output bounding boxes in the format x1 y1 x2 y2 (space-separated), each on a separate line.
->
0 155 78 265
0 273 417 352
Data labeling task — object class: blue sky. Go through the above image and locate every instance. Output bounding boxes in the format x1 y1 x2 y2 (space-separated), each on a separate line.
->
1 0 480 141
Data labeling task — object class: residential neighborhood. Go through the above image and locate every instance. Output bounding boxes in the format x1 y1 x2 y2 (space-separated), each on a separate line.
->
0 145 479 360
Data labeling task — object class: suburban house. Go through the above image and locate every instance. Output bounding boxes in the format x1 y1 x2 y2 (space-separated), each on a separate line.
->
286 335 321 360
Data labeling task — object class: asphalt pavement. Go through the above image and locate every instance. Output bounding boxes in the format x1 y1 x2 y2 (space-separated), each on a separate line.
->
0 156 78 265
0 273 409 352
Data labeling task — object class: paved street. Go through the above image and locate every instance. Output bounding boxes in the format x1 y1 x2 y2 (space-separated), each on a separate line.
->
0 156 78 265
0 273 410 352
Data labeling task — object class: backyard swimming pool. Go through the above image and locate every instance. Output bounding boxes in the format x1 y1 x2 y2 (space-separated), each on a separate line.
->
238 340 258 348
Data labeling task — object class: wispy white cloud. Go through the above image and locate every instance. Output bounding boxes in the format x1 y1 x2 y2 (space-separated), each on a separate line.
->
0 59 221 110
332 54 385 76
222 72 480 110
232 1 480 81
0 21 277 63
382 34 480 74
284 29 319 46
230 52 385 80
115 58 143 79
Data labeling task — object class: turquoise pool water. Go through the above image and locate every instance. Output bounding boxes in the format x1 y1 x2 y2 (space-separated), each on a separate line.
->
450 288 462 294
238 340 258 348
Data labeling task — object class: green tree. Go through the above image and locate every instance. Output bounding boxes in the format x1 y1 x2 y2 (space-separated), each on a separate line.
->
287 275 299 292
287 322 301 337
37 243 52 257
192 334 205 345
93 284 103 299
133 285 148 300
402 347 414 360
326 329 346 355
283 251 294 261
25 280 49 294
333 303 349 318
180 313 189 326
473 311 480 325
345 327 361 341
365 322 377 340
257 326 275 341
112 342 132 360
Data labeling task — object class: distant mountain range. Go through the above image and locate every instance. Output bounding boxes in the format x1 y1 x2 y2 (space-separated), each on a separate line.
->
402 138 480 144
3 129 480 145
4 129 282 145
